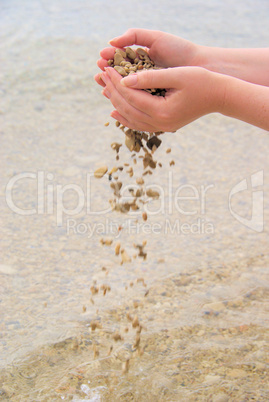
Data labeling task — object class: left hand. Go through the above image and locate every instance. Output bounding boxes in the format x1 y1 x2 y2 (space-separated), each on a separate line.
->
99 66 225 132
95 28 199 81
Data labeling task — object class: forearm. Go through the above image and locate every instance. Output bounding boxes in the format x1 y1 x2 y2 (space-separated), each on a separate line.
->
217 74 269 130
196 46 269 86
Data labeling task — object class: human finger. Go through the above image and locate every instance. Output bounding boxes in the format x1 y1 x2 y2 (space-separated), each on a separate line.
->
94 72 106 87
110 110 158 132
109 28 163 48
96 58 110 71
120 67 182 89
100 47 117 60
97 46 129 71
106 67 165 115
101 71 153 126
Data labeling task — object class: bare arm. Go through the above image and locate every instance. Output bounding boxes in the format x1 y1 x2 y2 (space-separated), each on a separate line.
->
196 46 269 86
220 73 269 129
106 29 269 87
100 66 269 132
95 29 269 131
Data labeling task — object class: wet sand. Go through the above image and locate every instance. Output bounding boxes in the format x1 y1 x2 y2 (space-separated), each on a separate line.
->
1 254 268 401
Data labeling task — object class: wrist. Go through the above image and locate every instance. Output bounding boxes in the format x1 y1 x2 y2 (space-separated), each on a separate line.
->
203 70 229 115
211 73 269 131
184 42 204 68
193 45 236 78
193 45 216 70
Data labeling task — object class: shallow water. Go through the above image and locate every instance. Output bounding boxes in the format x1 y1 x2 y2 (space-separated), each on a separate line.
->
1 0 269 400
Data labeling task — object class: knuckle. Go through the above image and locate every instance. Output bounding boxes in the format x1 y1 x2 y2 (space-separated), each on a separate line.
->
124 28 136 44
127 28 135 35
141 70 154 87
124 90 135 104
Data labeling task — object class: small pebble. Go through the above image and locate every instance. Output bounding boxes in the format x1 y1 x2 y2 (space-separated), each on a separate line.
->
121 249 131 263
115 242 121 256
112 332 123 341
94 166 108 178
132 315 139 328
142 212 147 221
122 359 130 374
90 321 102 331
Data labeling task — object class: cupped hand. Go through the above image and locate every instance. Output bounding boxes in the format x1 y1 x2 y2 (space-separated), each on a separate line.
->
94 28 199 87
100 66 225 132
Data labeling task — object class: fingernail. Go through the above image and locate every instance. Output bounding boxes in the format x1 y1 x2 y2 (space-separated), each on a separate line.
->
109 37 119 44
101 72 107 84
121 74 137 87
106 67 112 78
102 88 111 99
110 111 117 119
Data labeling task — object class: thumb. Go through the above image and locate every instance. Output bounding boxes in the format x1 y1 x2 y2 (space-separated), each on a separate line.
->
120 68 179 89
109 28 160 48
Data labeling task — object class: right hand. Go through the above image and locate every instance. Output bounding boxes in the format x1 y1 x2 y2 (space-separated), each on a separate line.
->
95 28 199 86
99 65 224 132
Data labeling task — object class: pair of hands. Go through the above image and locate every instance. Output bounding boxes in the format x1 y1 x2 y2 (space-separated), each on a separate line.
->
94 28 225 132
